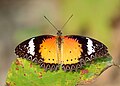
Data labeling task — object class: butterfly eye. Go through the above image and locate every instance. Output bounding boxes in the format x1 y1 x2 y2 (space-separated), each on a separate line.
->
57 30 62 36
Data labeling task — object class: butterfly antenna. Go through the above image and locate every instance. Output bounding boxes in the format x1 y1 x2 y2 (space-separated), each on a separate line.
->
44 16 59 31
61 14 73 30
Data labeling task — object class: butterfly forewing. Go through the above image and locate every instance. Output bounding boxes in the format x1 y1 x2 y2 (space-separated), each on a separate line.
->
61 36 83 71
61 35 108 71
15 35 59 71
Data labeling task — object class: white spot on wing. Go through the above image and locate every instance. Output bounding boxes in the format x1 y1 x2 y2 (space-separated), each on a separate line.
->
27 38 35 56
86 38 95 55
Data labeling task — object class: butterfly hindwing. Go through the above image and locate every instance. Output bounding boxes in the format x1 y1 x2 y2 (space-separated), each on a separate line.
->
61 35 108 71
15 35 59 71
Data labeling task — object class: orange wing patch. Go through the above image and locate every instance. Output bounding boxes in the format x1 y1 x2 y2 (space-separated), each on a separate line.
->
39 37 58 64
62 37 83 65
39 36 83 65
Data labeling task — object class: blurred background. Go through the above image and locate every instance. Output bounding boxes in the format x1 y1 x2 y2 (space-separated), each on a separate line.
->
0 0 120 86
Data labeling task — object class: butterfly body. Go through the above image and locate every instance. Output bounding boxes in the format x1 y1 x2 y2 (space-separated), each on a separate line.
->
15 30 108 72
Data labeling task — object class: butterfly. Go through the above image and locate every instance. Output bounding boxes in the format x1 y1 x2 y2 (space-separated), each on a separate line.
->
15 15 109 72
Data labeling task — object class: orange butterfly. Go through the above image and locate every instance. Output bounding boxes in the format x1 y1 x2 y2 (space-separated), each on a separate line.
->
15 15 108 72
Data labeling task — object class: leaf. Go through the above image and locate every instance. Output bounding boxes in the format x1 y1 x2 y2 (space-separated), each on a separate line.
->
6 55 113 86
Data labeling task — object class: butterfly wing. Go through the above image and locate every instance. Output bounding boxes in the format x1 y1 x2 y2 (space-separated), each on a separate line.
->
62 35 108 71
15 35 59 71
15 35 109 72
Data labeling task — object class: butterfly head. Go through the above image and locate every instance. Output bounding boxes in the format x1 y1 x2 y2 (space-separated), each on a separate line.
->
57 30 62 36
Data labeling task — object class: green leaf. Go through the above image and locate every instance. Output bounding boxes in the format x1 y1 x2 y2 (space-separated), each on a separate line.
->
6 55 113 86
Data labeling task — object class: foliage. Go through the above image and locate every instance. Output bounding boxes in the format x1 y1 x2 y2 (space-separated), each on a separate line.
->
6 55 113 86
